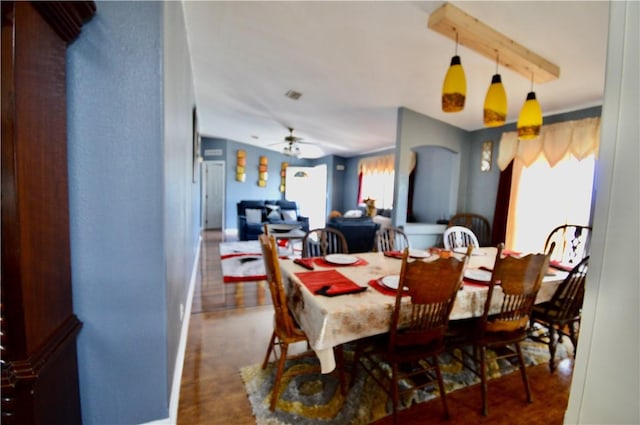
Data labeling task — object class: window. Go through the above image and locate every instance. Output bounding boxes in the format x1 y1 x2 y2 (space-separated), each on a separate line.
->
358 155 394 209
506 154 595 253
498 117 600 253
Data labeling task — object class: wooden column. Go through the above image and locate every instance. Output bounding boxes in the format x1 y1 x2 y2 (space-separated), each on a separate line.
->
1 2 95 424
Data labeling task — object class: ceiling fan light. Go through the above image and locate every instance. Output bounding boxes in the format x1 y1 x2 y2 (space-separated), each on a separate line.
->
442 55 466 112
517 91 543 140
483 74 507 127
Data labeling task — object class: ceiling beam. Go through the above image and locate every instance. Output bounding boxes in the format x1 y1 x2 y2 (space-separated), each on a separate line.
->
427 2 560 84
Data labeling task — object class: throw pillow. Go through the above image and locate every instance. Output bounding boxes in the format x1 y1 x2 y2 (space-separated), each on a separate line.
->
245 208 263 224
267 207 281 220
281 209 297 222
344 209 363 218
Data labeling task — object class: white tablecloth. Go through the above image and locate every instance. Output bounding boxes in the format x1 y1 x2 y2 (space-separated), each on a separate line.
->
280 248 565 373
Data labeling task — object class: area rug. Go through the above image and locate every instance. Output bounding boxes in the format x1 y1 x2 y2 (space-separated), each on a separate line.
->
240 331 572 425
219 241 298 283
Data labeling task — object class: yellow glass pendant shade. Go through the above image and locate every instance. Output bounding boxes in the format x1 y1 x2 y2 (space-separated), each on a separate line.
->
442 55 466 112
483 74 507 127
517 91 543 139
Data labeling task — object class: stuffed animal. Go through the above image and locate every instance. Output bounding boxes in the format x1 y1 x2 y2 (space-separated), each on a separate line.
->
364 198 376 217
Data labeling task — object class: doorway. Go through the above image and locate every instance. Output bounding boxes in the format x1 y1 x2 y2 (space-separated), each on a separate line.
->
202 161 225 230
285 165 327 229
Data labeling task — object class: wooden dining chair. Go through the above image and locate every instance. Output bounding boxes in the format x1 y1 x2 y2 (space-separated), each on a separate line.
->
448 243 552 416
353 246 471 423
448 213 491 246
529 256 589 371
301 227 349 258
259 233 345 410
374 227 410 252
443 225 480 250
544 224 591 269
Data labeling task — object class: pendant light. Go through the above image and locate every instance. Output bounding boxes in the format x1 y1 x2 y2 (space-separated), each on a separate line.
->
517 74 543 139
483 54 507 127
441 32 466 112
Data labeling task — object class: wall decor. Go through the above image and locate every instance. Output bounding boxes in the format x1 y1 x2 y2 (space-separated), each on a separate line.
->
280 162 288 192
236 149 246 182
481 140 493 172
258 156 268 187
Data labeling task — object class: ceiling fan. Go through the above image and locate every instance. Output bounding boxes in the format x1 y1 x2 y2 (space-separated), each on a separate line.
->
270 127 309 158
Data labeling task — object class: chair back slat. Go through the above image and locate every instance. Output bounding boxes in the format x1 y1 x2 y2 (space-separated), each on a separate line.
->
547 256 589 321
443 226 480 250
544 224 591 267
259 234 297 335
389 247 470 349
448 213 491 246
302 227 349 257
482 244 551 334
375 227 410 252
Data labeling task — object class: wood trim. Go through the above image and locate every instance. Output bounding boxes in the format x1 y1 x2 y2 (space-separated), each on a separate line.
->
32 1 95 43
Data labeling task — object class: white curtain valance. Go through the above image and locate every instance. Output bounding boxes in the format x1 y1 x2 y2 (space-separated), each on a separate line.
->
497 117 601 170
359 154 395 174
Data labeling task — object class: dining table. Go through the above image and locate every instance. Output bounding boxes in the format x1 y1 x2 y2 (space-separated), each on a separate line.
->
279 247 567 374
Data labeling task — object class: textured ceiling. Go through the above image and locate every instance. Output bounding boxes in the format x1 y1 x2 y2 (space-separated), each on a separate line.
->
183 1 609 158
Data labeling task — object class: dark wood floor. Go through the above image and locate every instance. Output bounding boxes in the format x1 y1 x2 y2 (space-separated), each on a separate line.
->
178 230 575 424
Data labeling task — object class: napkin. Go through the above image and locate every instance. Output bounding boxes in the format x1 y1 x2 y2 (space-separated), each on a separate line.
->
295 269 367 297
383 251 403 259
293 258 315 270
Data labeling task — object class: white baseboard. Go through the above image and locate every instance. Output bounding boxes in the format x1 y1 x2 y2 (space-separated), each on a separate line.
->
141 234 201 425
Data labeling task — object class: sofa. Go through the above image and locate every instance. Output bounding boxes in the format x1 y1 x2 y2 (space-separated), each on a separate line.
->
237 200 310 241
326 216 380 253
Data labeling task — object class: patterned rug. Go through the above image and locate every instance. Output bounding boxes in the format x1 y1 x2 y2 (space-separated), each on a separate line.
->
220 241 300 283
220 241 266 283
240 330 572 425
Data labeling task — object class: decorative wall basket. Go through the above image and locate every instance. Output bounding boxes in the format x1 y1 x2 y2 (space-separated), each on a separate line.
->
236 150 246 182
280 162 288 192
258 156 268 187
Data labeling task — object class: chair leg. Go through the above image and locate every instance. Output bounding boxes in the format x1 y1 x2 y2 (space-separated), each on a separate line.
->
269 342 289 411
262 330 277 369
548 325 558 372
433 356 450 419
569 320 580 357
334 345 347 395
515 343 533 403
479 346 488 416
391 362 399 425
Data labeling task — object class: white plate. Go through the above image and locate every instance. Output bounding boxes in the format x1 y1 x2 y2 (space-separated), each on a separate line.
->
380 275 403 290
453 247 486 256
269 224 300 233
464 269 492 282
324 254 358 265
409 249 431 258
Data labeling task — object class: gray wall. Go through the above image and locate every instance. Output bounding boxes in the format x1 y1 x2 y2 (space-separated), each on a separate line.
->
566 2 639 423
67 1 198 423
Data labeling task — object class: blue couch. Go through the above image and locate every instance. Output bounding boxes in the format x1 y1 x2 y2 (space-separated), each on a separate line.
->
237 200 309 241
327 216 380 253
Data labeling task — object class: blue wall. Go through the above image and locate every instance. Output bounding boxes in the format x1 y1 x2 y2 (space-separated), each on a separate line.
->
67 2 198 423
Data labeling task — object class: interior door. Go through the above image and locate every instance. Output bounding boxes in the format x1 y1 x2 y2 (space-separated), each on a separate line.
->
202 161 224 230
285 165 327 229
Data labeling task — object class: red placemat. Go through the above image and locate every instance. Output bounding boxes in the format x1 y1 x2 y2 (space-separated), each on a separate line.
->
313 257 369 268
383 251 403 259
295 269 367 296
549 260 573 272
462 279 490 288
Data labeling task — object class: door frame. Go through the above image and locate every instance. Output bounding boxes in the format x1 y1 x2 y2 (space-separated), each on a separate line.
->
201 160 225 231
